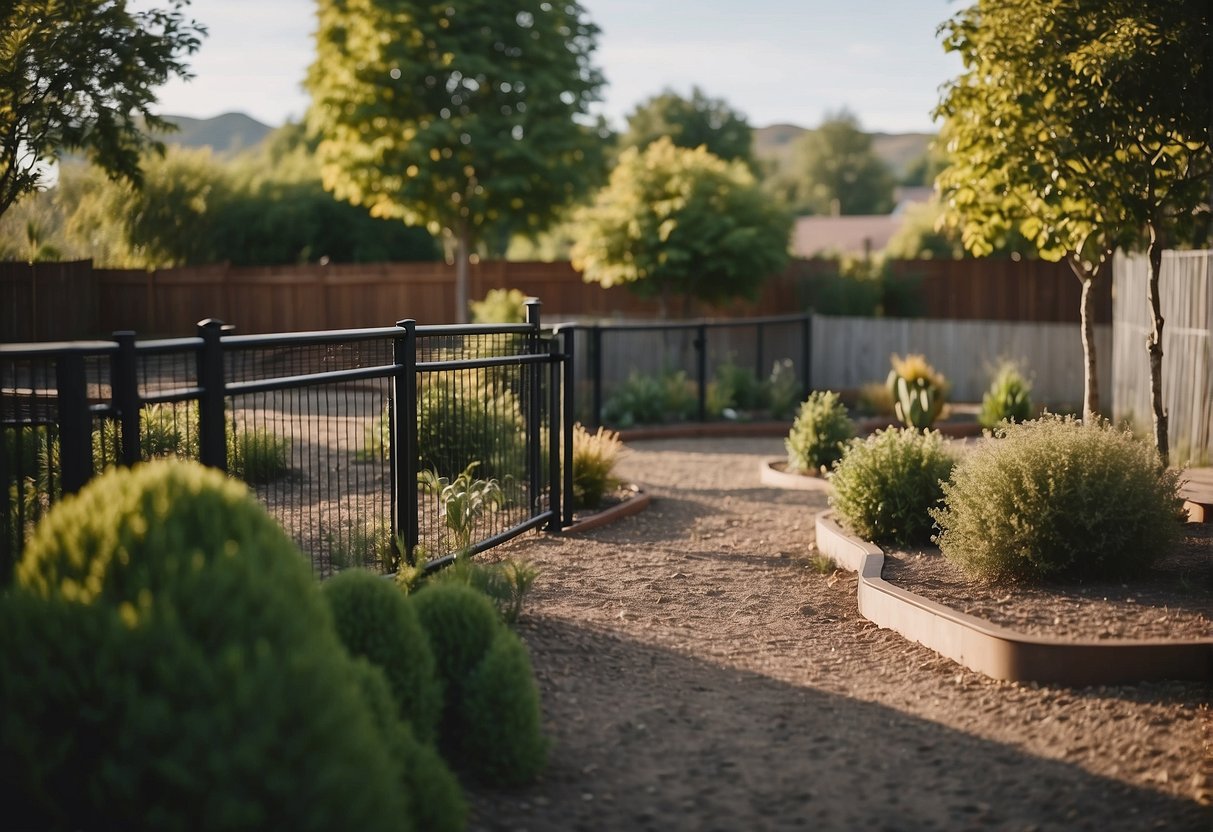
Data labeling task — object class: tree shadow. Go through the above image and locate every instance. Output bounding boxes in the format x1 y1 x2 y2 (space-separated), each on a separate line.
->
463 616 1208 832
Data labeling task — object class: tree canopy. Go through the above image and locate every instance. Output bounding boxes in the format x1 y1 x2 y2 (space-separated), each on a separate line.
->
306 0 605 320
571 137 791 315
0 0 205 219
935 0 1212 438
780 111 894 215
619 86 756 168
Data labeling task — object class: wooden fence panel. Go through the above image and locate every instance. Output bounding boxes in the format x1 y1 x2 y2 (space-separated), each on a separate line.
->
810 314 1112 407
1112 251 1212 465
0 260 95 342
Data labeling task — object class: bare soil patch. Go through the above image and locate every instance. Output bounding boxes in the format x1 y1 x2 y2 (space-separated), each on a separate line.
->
466 437 1211 831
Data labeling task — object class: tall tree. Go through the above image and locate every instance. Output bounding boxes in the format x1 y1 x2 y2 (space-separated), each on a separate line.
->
571 138 790 317
783 111 894 215
936 0 1212 453
0 0 204 219
619 86 756 169
306 0 605 322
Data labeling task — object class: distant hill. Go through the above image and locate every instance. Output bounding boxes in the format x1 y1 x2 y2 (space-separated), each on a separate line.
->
153 113 274 156
153 112 934 179
754 123 934 180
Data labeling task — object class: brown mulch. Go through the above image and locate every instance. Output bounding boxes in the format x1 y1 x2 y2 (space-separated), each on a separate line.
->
466 437 1212 831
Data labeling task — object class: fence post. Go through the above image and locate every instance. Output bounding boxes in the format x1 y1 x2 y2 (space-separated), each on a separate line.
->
195 319 230 471
801 312 813 397
525 299 542 516
112 331 141 466
590 325 603 429
393 319 419 563
546 327 562 532
562 326 576 528
56 350 92 494
695 323 707 423
755 322 765 381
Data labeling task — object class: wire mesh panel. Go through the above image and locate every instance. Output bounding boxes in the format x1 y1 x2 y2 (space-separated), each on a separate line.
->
1 315 569 581
413 326 552 566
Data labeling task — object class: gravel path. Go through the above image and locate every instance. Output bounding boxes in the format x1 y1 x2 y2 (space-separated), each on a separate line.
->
467 437 1211 831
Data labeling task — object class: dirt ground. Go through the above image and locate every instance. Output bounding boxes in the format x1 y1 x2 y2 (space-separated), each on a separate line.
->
467 436 1211 831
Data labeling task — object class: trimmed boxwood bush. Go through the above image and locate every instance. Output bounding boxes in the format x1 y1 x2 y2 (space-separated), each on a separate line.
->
460 628 549 786
6 460 417 831
829 427 956 546
785 390 855 474
323 568 443 743
412 581 548 785
412 582 501 698
349 658 467 832
932 416 1184 583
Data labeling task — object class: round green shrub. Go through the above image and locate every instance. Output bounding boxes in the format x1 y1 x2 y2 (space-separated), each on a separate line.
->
411 582 501 695
418 377 524 481
829 427 956 546
932 416 1184 583
227 426 291 484
6 461 412 831
978 362 1033 429
785 390 855 474
460 628 549 786
323 568 443 742
349 658 467 832
18 459 324 648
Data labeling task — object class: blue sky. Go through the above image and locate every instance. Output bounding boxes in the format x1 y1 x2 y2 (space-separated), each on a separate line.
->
149 0 962 133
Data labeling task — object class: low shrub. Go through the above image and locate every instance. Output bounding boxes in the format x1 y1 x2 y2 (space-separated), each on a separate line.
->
227 426 291 484
829 427 956 546
602 370 696 428
460 629 549 786
978 362 1033 429
855 380 895 418
429 555 540 626
418 378 524 481
411 582 501 702
932 416 1184 583
709 360 769 416
349 658 467 832
7 460 414 831
766 358 802 420
571 423 623 509
785 390 855 474
322 569 443 742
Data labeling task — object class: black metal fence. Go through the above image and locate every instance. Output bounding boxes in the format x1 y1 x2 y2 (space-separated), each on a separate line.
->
569 313 813 428
1 301 572 581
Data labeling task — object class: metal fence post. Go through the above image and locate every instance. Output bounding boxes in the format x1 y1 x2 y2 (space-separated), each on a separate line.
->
695 323 708 423
525 299 542 515
546 328 562 532
112 331 141 466
195 319 230 471
561 325 576 528
755 322 766 381
56 351 92 494
590 325 603 429
393 319 419 562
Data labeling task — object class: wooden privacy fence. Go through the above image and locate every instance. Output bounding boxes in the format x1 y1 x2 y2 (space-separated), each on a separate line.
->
2 256 1104 341
1113 251 1212 465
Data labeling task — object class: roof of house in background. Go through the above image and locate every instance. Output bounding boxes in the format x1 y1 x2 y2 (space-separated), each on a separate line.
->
792 186 934 257
791 215 902 257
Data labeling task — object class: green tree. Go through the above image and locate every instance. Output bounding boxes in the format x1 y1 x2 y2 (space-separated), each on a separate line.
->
936 0 1212 451
782 111 894 215
306 0 605 322
0 0 205 219
619 86 756 168
571 137 791 316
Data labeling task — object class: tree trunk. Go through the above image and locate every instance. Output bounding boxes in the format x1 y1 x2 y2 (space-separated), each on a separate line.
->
454 220 470 324
1146 221 1169 466
1067 253 1104 423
